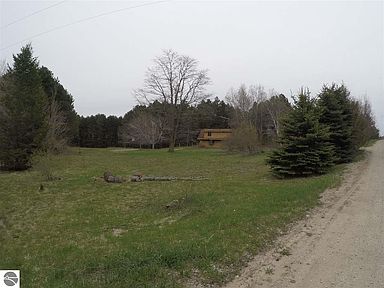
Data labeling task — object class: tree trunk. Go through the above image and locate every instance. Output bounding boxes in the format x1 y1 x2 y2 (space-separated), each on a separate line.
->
168 135 175 152
168 116 177 152
152 143 155 149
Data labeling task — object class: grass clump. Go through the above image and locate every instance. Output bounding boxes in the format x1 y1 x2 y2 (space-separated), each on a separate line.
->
0 147 343 287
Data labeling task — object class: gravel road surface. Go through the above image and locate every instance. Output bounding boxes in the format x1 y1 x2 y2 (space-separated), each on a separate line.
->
226 140 384 288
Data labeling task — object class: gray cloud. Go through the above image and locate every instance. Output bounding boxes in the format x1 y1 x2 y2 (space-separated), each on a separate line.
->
1 0 383 134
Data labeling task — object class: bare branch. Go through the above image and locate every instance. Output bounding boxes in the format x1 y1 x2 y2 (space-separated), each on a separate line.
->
44 88 68 153
0 59 7 77
120 110 164 149
135 50 210 151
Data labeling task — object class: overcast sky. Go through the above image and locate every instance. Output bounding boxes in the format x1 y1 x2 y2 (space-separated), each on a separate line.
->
1 0 383 134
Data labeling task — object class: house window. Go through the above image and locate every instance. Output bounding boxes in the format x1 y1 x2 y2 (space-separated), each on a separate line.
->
209 140 214 145
208 132 212 136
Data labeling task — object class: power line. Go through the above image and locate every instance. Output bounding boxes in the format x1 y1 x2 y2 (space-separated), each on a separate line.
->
0 0 170 51
1 0 68 30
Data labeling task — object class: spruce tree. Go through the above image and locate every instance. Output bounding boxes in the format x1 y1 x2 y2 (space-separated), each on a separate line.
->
0 44 48 170
318 84 355 163
267 90 335 177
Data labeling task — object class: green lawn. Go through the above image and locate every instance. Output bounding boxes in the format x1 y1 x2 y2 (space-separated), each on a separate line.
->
0 148 343 287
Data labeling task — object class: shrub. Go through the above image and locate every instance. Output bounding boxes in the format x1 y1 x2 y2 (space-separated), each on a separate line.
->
225 123 260 154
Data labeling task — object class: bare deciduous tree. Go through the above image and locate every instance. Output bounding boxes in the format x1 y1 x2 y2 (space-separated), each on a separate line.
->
225 85 290 147
0 61 12 165
0 59 7 77
351 97 379 147
264 92 291 137
44 89 68 154
135 50 210 152
224 123 261 154
225 84 254 126
226 84 267 127
249 85 268 140
226 85 254 113
121 111 164 149
249 85 267 103
225 84 265 152
0 59 8 102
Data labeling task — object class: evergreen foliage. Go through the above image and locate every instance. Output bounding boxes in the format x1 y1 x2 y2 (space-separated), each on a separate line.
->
267 90 335 177
196 97 232 129
0 45 48 170
318 84 355 163
39 66 79 144
78 114 122 148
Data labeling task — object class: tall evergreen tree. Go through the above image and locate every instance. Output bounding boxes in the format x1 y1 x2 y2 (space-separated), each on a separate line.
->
78 114 122 148
0 44 48 170
105 116 122 147
318 84 355 163
196 97 232 129
267 90 335 177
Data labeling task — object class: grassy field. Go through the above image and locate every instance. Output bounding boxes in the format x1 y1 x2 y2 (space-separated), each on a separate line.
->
0 148 343 287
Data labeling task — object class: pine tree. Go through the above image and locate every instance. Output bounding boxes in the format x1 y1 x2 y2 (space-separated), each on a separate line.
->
318 84 355 163
0 44 48 170
267 90 335 177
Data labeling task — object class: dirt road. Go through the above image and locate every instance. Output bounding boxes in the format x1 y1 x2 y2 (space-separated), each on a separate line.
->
226 140 384 288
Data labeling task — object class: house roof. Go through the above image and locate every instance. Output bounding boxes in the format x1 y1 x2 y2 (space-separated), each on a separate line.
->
200 129 232 133
197 129 232 141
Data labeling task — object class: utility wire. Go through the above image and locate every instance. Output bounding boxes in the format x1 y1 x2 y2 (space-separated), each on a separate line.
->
0 0 170 51
1 0 68 30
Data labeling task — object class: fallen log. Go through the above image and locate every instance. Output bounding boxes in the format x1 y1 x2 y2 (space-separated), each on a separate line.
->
103 171 125 183
130 175 207 182
102 171 206 183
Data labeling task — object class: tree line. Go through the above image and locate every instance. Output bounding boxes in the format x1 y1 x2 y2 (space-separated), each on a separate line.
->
77 50 292 150
0 45 379 174
78 98 233 148
76 90 292 150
